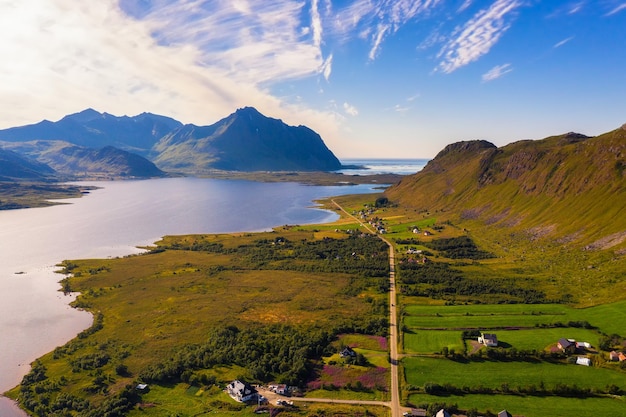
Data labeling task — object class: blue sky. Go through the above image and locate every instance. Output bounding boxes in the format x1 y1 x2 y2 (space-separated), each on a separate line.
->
0 0 624 158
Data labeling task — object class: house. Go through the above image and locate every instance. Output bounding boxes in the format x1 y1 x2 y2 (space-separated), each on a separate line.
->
576 341 591 349
136 383 149 391
412 228 420 234
609 351 620 361
435 409 451 417
478 332 498 347
557 338 576 353
619 352 626 362
274 384 289 395
498 411 512 417
576 357 591 366
340 346 357 358
227 380 257 403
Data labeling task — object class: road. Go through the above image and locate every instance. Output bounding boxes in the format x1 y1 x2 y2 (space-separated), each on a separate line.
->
329 200 403 417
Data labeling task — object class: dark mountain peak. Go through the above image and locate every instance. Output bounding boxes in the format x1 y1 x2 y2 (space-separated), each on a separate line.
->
235 106 262 116
433 140 496 161
155 107 342 172
60 108 103 123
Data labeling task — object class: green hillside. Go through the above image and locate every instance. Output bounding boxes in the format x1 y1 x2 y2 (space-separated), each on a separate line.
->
385 127 626 248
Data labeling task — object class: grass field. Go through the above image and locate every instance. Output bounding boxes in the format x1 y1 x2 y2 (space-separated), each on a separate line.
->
7 230 390 416
408 393 626 417
494 328 600 351
403 330 464 354
403 357 626 390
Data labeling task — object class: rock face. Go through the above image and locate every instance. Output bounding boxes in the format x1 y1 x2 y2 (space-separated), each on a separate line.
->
0 107 343 173
153 107 342 172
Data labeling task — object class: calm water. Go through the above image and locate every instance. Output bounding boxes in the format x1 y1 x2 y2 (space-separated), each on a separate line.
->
338 158 428 176
0 177 384 415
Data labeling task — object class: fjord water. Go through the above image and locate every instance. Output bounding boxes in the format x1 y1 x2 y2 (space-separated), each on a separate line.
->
0 177 382 415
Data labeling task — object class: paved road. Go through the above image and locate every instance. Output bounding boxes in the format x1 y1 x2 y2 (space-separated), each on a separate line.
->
330 200 403 417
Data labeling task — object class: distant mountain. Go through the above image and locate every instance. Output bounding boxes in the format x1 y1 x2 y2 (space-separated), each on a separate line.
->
153 107 342 172
0 107 343 173
385 126 626 245
0 148 55 180
0 109 183 156
0 141 165 179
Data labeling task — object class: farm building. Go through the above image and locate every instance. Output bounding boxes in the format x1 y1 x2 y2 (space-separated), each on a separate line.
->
557 338 576 353
498 411 512 417
340 346 357 358
478 332 498 347
576 357 591 366
609 351 620 361
227 380 257 402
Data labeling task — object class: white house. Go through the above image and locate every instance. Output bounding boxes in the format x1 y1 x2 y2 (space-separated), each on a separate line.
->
478 332 498 347
227 380 257 402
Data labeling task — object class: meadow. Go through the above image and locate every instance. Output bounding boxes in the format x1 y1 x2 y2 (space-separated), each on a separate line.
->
8 229 391 416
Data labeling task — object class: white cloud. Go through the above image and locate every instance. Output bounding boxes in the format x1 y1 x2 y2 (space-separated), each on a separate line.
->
407 93 421 102
0 0 348 152
458 0 473 12
394 104 410 113
331 0 444 61
605 3 626 16
554 36 574 48
322 54 333 81
369 24 390 60
343 102 359 116
568 2 584 14
437 0 522 73
481 63 512 82
311 0 323 48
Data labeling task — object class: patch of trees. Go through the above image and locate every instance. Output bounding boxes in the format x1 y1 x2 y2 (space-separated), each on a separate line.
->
422 236 494 260
398 262 547 303
140 324 335 386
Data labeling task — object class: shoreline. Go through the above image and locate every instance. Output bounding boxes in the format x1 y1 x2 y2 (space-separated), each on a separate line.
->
0 179 386 416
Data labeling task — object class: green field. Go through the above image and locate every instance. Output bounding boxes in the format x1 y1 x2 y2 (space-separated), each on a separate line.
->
403 357 625 390
494 328 600 351
408 393 626 417
404 330 464 354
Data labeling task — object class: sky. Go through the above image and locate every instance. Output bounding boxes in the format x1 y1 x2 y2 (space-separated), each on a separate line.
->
0 0 625 158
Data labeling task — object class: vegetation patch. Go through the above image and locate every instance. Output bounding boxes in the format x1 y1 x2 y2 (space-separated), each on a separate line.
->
9 231 390 416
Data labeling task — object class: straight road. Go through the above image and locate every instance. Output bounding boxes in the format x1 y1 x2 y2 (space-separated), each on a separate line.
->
330 200 403 417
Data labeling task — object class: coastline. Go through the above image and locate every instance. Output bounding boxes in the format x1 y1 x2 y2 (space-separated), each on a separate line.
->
0 176 394 416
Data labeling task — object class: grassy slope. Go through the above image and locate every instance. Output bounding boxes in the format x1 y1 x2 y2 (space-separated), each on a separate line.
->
385 128 626 247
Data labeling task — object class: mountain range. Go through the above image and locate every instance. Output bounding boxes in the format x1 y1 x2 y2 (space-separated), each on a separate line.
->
0 107 342 179
385 126 626 247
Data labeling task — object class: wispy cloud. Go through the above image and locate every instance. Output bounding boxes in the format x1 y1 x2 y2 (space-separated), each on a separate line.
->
437 0 522 73
568 2 584 14
481 63 512 82
554 36 574 48
605 3 626 16
458 0 473 13
331 0 444 61
343 102 359 116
